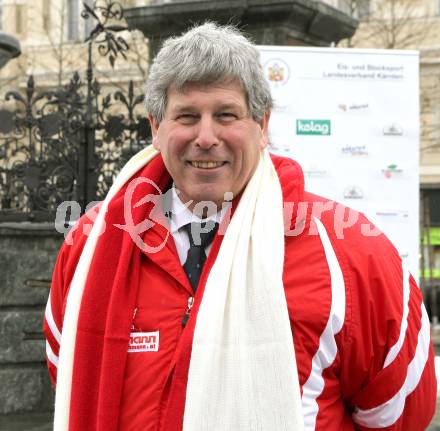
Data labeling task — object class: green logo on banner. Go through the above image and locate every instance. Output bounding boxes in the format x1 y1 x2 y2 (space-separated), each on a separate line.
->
296 119 331 136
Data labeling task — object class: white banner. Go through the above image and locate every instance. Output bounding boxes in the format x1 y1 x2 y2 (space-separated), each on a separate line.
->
260 46 420 277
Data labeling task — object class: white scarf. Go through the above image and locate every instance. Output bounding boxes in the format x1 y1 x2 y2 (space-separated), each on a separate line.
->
183 149 304 430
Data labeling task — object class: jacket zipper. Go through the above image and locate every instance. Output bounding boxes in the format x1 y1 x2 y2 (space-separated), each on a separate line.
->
182 296 194 327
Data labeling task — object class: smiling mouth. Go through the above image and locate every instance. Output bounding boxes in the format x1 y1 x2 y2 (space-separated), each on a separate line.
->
190 161 226 169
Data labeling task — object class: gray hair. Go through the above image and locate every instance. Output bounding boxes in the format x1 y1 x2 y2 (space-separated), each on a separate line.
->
145 22 273 123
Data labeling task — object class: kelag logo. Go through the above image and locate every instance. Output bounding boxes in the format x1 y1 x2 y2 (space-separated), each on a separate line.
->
296 119 331 136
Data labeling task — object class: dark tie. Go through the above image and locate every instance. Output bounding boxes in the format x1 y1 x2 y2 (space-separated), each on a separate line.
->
182 221 219 292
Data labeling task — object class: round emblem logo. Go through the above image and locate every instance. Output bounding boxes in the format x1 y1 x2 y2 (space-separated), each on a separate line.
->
263 58 290 86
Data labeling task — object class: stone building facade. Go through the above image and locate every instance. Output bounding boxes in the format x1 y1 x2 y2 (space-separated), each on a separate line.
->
0 0 149 93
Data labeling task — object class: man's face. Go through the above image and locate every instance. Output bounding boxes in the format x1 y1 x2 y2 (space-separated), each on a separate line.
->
149 81 270 210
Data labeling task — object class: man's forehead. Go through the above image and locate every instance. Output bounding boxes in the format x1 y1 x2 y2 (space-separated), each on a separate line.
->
166 81 247 109
169 80 245 97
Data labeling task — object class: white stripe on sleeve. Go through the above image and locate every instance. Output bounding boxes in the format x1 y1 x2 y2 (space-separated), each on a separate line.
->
352 303 431 428
383 264 410 368
46 340 59 368
301 217 346 431
45 293 62 344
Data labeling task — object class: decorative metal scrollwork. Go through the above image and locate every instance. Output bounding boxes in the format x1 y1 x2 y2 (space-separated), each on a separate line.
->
0 74 83 219
93 80 150 200
82 0 129 68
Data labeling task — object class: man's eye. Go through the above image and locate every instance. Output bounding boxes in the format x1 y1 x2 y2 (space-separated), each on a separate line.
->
176 114 198 123
218 113 237 121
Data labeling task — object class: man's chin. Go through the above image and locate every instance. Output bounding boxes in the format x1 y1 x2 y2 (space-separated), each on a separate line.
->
187 193 231 215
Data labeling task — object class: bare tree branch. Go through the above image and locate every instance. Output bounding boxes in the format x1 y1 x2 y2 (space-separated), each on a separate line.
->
339 0 435 49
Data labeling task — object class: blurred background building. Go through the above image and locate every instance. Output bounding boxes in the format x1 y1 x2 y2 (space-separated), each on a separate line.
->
0 0 149 92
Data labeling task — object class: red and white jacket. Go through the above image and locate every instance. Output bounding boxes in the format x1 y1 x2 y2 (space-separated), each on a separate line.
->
44 153 436 430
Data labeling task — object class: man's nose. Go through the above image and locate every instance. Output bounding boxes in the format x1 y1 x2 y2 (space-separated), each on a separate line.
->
194 116 220 148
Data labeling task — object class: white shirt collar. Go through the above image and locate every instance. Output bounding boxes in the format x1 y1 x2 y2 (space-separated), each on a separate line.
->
169 186 231 234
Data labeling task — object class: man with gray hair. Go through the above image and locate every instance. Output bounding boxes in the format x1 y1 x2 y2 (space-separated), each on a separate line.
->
44 23 436 431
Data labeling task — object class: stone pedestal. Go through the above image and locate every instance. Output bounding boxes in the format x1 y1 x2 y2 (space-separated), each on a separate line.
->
0 223 62 415
125 0 357 61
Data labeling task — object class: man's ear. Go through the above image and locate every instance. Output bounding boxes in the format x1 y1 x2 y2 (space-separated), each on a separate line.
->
148 113 160 150
258 111 271 148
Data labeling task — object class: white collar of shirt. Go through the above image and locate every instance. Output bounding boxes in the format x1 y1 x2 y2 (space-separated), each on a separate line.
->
169 186 231 264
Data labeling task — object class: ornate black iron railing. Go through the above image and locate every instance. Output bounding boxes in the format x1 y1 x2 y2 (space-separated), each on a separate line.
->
0 0 150 222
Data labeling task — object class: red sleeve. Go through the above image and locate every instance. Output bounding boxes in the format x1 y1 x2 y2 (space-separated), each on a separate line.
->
336 220 437 430
43 241 70 387
43 210 95 387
